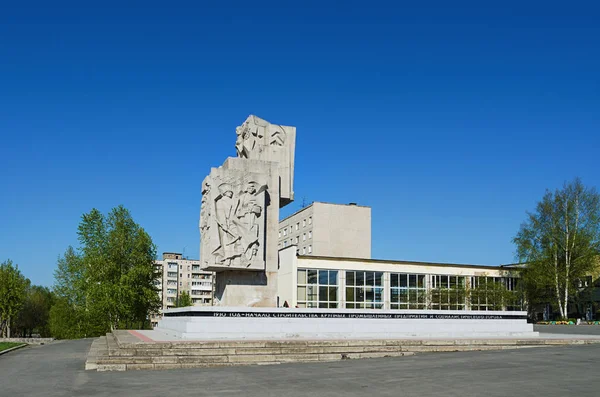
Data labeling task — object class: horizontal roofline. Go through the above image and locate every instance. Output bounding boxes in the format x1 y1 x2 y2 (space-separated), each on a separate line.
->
279 201 370 223
295 254 520 271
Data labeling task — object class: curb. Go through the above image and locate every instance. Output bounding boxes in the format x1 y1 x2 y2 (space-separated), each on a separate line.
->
0 343 27 356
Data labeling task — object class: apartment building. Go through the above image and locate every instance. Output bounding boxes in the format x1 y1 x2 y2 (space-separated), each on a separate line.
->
152 252 213 325
278 202 372 259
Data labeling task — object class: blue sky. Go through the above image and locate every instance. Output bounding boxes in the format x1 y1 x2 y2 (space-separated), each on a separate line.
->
1 1 599 287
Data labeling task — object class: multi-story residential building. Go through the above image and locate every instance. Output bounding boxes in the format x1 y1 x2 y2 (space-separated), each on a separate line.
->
151 252 213 326
278 202 371 259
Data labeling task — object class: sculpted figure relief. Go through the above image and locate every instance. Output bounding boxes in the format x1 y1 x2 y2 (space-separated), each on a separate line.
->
213 183 238 265
235 115 288 159
199 180 211 233
234 182 263 260
200 115 295 273
203 176 265 268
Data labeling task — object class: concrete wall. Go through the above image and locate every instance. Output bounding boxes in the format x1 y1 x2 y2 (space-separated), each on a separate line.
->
157 307 535 340
278 202 371 259
0 338 53 344
277 246 297 307
312 202 371 259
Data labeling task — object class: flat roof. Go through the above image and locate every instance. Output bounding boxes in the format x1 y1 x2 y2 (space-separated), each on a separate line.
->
295 254 519 271
279 201 370 223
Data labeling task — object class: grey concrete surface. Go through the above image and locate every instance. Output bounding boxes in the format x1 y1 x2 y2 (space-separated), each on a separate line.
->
536 324 600 335
1 338 599 397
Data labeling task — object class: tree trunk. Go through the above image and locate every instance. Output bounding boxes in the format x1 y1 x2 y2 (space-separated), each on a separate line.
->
7 317 10 338
554 251 565 319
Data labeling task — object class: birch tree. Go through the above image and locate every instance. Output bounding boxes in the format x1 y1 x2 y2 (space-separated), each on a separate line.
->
514 179 600 319
0 260 30 338
50 206 161 337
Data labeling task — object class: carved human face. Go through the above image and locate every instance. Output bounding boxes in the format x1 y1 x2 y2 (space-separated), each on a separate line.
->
224 191 233 198
246 184 256 194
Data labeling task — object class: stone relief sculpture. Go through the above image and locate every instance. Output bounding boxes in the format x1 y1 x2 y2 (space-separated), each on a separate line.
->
200 115 295 278
235 115 289 159
234 181 265 260
201 170 267 270
234 115 296 205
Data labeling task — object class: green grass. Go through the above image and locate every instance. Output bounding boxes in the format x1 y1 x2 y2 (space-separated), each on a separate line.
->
0 342 26 352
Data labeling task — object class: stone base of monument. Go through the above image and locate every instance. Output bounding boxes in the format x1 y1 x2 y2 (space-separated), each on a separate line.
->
85 326 600 371
155 306 538 340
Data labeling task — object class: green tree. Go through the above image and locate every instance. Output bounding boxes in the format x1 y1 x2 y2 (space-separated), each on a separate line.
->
176 291 193 307
50 205 161 338
0 260 30 337
514 179 600 319
13 285 55 337
50 246 101 338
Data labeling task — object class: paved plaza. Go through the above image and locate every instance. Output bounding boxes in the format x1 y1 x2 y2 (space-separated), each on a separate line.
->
1 330 599 397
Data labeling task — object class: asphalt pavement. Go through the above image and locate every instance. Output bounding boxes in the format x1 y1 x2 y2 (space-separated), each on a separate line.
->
1 337 598 397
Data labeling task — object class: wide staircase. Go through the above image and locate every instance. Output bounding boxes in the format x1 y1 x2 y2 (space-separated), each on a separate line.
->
85 330 600 371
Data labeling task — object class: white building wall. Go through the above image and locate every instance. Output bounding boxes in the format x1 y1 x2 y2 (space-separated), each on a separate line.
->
278 202 371 259
278 253 518 309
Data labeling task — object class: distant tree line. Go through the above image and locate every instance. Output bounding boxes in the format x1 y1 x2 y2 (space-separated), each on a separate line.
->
0 260 53 338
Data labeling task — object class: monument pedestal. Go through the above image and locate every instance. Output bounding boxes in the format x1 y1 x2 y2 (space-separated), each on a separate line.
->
156 307 538 340
213 271 278 307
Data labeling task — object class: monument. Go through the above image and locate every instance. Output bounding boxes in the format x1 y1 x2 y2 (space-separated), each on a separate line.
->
154 115 536 342
199 115 296 307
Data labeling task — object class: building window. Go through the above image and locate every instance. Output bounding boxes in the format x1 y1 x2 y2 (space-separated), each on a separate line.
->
431 275 467 310
297 269 338 308
302 247 306 255
390 273 426 309
180 265 182 270
180 273 182 278
179 281 182 286
303 219 306 227
283 228 287 236
296 223 299 230
284 240 288 247
309 217 312 225
345 271 384 309
504 277 524 311
308 230 312 239
295 236 299 244
471 276 521 311
303 233 306 241
308 245 312 253
279 231 281 238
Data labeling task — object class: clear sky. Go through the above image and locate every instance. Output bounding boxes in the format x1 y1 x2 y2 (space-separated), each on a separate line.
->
1 1 599 287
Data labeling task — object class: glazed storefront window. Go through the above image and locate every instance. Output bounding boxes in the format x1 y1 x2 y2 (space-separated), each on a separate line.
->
297 269 338 308
345 271 384 309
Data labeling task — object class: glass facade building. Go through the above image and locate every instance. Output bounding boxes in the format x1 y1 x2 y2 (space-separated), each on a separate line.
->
279 251 523 311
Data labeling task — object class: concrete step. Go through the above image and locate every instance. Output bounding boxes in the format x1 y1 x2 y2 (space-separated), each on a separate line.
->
85 336 108 370
95 350 416 371
88 330 600 371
